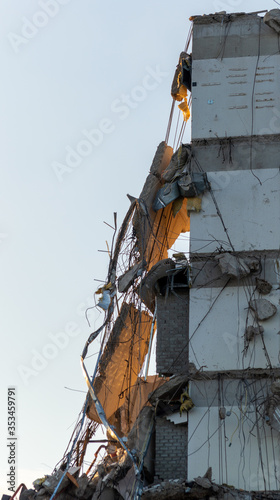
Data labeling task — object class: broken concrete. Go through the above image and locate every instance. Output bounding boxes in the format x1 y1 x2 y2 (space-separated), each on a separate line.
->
161 144 190 183
42 470 70 494
271 380 280 395
215 253 250 279
136 141 173 217
255 278 273 295
264 9 280 34
249 298 277 321
245 325 264 342
117 260 145 293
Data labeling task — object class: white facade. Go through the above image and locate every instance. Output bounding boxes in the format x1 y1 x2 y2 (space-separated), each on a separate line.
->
192 55 280 140
188 12 280 491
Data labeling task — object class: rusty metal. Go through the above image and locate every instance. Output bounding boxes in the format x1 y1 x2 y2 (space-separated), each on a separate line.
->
86 445 107 475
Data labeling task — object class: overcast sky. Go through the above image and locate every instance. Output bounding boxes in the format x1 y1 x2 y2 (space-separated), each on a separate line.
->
0 0 276 493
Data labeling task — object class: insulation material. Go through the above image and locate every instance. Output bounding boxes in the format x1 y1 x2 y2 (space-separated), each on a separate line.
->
118 376 165 435
87 303 152 425
186 196 202 213
171 51 192 100
145 198 190 270
133 142 190 269
178 98 190 122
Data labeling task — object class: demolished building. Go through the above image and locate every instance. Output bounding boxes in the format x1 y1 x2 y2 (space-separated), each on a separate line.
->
13 8 280 500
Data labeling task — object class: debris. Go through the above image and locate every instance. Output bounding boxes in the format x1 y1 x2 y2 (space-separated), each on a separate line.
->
96 283 113 311
264 9 280 34
66 471 79 488
179 391 194 415
249 299 277 321
255 278 273 295
127 406 155 481
86 303 152 427
173 252 188 262
149 374 194 405
178 98 190 122
194 476 212 489
215 253 250 279
139 258 176 312
162 144 190 183
172 196 184 216
74 473 91 498
117 260 146 293
126 193 137 204
219 407 226 419
265 393 280 432
33 478 46 491
42 469 70 494
19 491 35 500
245 325 264 342
244 257 260 273
97 290 111 310
149 141 174 176
186 196 202 213
152 182 180 211
177 172 209 197
203 467 212 481
271 381 280 395
171 52 192 100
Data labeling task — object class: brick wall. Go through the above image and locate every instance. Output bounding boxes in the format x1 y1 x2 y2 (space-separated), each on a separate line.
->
155 417 188 480
156 289 189 376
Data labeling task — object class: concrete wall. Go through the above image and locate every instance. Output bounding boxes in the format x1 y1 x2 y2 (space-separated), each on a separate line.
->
156 290 189 376
155 417 188 480
189 168 280 254
186 12 280 491
188 377 280 490
192 55 280 140
189 285 279 371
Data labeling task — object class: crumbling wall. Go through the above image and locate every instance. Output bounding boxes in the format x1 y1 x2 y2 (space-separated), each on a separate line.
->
155 417 188 480
156 289 189 376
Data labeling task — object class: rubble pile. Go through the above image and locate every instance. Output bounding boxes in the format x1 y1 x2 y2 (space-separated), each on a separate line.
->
142 479 280 500
19 449 134 500
17 471 280 500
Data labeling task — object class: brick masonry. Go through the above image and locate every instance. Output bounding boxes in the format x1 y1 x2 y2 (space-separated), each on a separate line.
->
156 289 189 376
155 417 188 480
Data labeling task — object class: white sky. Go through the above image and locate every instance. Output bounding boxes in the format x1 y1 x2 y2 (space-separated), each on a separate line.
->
0 0 275 494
